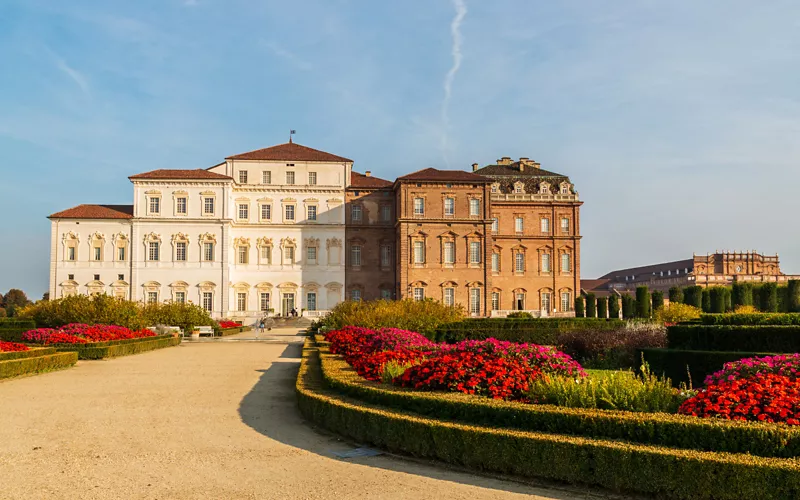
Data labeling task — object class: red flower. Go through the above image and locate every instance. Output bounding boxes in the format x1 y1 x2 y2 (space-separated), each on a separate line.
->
0 341 29 352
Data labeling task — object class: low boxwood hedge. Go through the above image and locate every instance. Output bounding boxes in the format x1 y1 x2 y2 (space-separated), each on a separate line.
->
318 346 800 458
638 348 773 387
50 334 180 359
298 341 800 500
432 318 624 344
0 351 78 380
667 324 800 352
218 327 244 336
701 313 800 326
0 347 57 361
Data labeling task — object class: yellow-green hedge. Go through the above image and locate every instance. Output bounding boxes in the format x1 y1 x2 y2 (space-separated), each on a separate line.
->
0 351 78 379
52 335 180 359
0 347 57 361
298 341 800 499
319 347 800 458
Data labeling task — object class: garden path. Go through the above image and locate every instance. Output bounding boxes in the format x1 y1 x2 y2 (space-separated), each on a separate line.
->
0 332 598 500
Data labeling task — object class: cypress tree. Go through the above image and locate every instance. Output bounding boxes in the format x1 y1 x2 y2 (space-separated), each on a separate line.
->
684 286 703 309
760 283 779 312
709 287 726 313
732 283 746 308
702 288 712 313
789 280 800 312
751 284 763 311
668 286 683 304
574 296 585 317
586 293 597 318
779 285 791 312
597 297 608 319
635 286 650 318
608 296 621 319
622 294 636 319
724 287 733 312
651 290 665 312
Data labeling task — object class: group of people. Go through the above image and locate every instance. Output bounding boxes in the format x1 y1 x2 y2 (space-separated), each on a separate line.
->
256 309 299 334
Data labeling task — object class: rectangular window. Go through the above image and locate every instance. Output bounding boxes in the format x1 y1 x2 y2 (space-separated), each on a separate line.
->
351 204 362 222
380 205 391 222
68 247 76 261
542 253 551 273
149 197 160 214
413 288 424 301
307 246 317 263
351 245 362 267
444 197 455 216
561 253 571 273
262 171 271 184
147 292 158 304
561 292 571 312
203 197 215 215
238 246 248 264
491 184 498 193
469 198 480 216
237 292 247 311
285 205 295 221
443 241 455 265
261 204 271 221
261 246 272 264
308 172 317 185
542 292 551 312
350 289 362 302
175 291 185 304
515 217 524 233
380 245 391 268
515 252 525 273
93 274 100 281
444 288 455 307
470 288 481 315
285 246 295 264
307 292 317 311
148 242 159 261
93 246 101 261
202 292 213 312
469 241 481 264
561 217 569 233
491 292 500 311
118 274 124 281
413 241 425 264
541 218 550 233
176 197 187 215
260 292 270 311
307 205 317 221
381 289 392 300
492 253 500 272
286 171 295 185
176 242 187 261
238 170 248 184
118 247 125 261
238 204 249 220
516 293 526 310
413 198 424 216
492 217 498 232
203 242 214 262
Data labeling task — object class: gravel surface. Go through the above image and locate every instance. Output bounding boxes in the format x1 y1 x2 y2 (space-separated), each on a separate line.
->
0 332 597 499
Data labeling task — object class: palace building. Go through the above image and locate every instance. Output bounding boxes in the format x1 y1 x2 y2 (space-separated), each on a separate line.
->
48 143 582 320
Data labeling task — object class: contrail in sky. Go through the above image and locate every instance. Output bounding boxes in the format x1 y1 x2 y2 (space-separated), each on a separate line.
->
441 0 467 166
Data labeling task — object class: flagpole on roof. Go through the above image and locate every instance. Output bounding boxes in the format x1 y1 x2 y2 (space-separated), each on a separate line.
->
289 129 296 143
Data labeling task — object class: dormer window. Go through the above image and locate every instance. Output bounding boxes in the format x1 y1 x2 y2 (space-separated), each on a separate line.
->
491 183 499 193
513 182 525 194
540 183 550 195
560 182 570 194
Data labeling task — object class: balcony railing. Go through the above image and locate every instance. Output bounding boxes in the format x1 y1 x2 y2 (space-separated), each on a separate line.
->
490 193 579 202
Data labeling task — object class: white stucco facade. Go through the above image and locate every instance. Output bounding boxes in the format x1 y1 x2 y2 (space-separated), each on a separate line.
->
48 143 352 321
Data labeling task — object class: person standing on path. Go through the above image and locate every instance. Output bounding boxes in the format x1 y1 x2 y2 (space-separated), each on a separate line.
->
258 320 265 337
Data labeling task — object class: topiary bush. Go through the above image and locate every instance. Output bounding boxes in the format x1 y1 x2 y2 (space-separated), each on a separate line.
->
597 297 608 319
320 299 464 336
669 286 684 305
586 293 597 318
636 287 650 318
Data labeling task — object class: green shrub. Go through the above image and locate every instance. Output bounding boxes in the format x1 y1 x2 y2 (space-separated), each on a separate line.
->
597 297 608 319
639 348 772 387
506 311 534 319
709 287 726 314
0 347 56 361
683 286 703 309
652 290 664 312
608 296 620 319
761 283 779 313
635 287 650 318
433 318 625 344
655 303 702 324
621 294 636 319
586 293 597 318
702 288 711 313
51 335 180 359
667 324 800 353
320 299 464 335
574 296 585 318
0 351 78 379
557 322 666 369
789 280 800 313
700 313 800 325
732 282 753 308
668 286 683 304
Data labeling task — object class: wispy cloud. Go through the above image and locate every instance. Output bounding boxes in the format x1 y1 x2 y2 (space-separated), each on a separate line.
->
261 40 313 71
41 45 91 96
440 0 467 166
184 0 198 6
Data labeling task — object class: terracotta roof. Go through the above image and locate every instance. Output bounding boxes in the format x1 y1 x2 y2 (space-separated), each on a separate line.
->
129 169 232 180
226 142 353 162
581 279 611 292
49 204 133 219
350 171 392 189
396 168 491 183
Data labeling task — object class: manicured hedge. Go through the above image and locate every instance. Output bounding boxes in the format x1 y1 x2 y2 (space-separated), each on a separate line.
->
319 346 800 458
667 324 800 353
431 318 624 344
0 319 36 328
298 342 800 500
638 348 773 387
51 334 180 359
0 321 37 343
218 327 244 336
0 347 57 361
701 313 800 326
0 351 78 380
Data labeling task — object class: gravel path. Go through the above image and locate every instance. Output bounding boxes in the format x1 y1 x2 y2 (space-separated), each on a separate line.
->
0 333 597 500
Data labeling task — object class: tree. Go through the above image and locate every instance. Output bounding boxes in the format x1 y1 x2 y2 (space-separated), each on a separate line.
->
586 293 597 318
709 287 726 313
668 286 683 304
723 287 732 312
597 297 608 319
608 295 621 319
635 286 650 318
42 292 50 302
760 283 779 313
683 286 703 309
1 289 31 317
702 288 712 313
622 294 636 319
789 280 800 312
574 296 585 318
651 290 664 312
732 282 753 308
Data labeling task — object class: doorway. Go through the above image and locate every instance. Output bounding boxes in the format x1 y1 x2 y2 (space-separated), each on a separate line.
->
281 293 295 316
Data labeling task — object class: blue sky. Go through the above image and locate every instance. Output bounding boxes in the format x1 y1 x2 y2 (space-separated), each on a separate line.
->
2 0 800 298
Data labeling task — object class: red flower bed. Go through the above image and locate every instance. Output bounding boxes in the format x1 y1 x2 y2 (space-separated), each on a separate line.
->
0 340 29 352
351 348 428 381
394 350 540 401
679 373 800 425
219 321 240 329
21 324 155 345
324 326 377 363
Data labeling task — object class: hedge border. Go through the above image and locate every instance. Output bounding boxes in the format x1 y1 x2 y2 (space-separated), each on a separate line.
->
0 351 78 380
0 347 56 361
700 313 800 326
318 345 800 458
639 348 775 387
50 335 180 359
666 324 800 352
298 340 800 500
432 318 625 344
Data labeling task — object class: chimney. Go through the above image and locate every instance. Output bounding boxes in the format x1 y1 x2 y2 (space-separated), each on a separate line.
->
471 163 479 172
365 171 371 177
497 156 512 165
519 163 524 172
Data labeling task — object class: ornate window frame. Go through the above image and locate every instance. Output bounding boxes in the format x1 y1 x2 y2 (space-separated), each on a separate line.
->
145 190 162 216
513 182 525 194
410 231 427 266
441 280 458 307
466 232 483 268
467 194 482 217
235 197 251 222
200 191 217 217
539 182 551 195
439 231 457 268
199 233 217 262
257 237 273 266
234 237 251 265
233 282 250 312
304 198 319 223
113 233 129 262
280 237 297 266
512 244 527 275
142 280 162 303
143 232 162 262
173 190 189 217
63 231 80 262
304 238 320 266
89 232 105 262
282 198 297 223
258 198 273 222
170 281 189 303
326 237 342 266
171 233 190 262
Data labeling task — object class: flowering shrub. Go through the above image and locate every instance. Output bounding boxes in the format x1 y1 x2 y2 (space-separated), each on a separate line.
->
365 328 437 354
0 340 29 352
705 354 800 386
218 321 240 329
351 348 428 381
654 303 701 324
21 324 154 345
444 339 586 378
324 326 378 363
394 351 540 400
557 322 666 369
679 373 800 425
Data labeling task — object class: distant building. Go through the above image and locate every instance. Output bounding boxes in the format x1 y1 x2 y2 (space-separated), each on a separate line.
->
586 251 798 296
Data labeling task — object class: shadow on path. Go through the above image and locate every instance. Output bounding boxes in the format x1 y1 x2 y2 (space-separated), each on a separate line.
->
238 343 596 499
